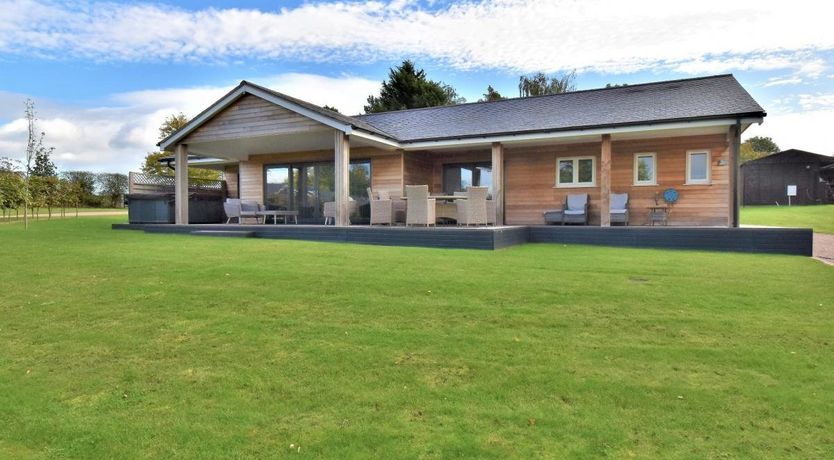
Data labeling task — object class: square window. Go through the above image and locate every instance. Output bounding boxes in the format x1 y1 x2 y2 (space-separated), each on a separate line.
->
556 156 595 187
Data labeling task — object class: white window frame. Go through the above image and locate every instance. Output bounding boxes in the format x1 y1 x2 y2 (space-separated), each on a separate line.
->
555 156 596 188
633 152 657 186
686 150 711 185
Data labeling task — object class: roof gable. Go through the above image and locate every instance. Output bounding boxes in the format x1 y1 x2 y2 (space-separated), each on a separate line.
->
183 94 327 144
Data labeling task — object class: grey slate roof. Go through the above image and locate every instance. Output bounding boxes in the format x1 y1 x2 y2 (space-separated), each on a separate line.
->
353 74 765 143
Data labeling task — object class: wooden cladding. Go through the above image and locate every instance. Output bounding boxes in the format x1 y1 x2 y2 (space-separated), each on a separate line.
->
505 133 731 226
231 131 732 227
184 94 325 144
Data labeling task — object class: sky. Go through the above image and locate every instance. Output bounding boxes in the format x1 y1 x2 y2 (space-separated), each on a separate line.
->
1 0 833 174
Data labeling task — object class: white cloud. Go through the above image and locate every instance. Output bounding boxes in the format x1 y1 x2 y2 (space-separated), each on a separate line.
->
0 73 379 173
0 0 832 74
763 76 803 87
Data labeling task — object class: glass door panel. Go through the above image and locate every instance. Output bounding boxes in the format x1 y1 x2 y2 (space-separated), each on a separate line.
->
265 166 291 210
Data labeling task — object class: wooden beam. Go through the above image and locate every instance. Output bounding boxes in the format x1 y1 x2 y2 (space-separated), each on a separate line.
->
491 142 505 225
729 121 741 227
599 134 612 227
174 144 189 224
334 131 350 226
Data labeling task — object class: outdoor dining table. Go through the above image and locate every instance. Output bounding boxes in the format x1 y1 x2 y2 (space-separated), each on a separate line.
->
647 205 670 226
397 195 468 200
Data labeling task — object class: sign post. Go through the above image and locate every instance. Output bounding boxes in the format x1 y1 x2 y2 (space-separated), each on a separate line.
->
787 185 797 206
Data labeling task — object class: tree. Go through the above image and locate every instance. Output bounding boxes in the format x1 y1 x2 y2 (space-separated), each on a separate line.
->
364 60 464 113
518 70 577 97
97 173 128 208
30 141 57 177
61 171 97 206
158 112 189 141
479 85 505 102
142 112 221 180
741 136 780 163
322 105 340 113
605 83 629 88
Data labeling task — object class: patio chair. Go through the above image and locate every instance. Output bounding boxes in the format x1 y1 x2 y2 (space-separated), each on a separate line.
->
323 199 358 225
486 199 496 225
610 193 629 225
455 186 488 226
563 193 589 225
240 200 264 224
405 185 436 226
543 199 564 225
223 199 242 224
369 189 393 225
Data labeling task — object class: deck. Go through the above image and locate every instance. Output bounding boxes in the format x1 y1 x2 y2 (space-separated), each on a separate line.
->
112 223 813 255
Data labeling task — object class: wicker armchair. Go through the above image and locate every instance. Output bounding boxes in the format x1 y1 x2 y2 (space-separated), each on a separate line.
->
405 185 436 226
455 186 488 226
323 200 357 225
369 189 393 225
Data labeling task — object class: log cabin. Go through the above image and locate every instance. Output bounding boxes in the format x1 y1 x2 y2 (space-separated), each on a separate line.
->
157 74 766 228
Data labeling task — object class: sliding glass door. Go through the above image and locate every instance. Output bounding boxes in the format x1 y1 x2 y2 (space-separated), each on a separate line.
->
264 160 370 223
442 163 492 195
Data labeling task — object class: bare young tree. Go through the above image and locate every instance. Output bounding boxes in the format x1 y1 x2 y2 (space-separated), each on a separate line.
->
23 99 35 229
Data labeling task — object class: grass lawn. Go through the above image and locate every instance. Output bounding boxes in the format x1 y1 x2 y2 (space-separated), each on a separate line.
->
1 218 832 458
741 204 834 234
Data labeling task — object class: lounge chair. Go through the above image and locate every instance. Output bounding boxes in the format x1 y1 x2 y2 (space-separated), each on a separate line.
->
224 198 263 224
223 199 241 224
405 185 436 226
240 200 264 224
455 186 488 226
563 193 589 225
610 193 629 225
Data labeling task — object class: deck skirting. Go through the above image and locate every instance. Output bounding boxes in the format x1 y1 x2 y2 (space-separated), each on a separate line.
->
112 224 813 255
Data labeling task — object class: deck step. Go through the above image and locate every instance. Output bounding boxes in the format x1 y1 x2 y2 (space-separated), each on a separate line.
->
190 230 255 238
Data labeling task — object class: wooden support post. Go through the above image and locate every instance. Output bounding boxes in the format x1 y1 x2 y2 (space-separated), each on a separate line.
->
174 144 189 225
334 131 350 226
600 134 612 227
729 121 741 227
491 142 505 226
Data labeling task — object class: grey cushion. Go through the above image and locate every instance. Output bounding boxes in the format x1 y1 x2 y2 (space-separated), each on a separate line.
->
610 209 628 214
566 194 588 211
610 193 629 211
564 210 585 215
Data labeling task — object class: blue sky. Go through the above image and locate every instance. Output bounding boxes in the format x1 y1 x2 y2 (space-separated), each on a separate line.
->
1 0 833 173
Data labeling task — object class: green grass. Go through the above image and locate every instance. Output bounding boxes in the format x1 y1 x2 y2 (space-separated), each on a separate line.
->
742 204 834 234
1 218 832 458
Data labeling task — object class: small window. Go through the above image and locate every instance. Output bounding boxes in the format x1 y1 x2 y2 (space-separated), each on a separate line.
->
686 150 710 184
556 156 595 187
633 153 657 185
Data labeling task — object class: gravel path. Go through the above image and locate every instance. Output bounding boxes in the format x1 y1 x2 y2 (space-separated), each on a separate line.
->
813 233 834 266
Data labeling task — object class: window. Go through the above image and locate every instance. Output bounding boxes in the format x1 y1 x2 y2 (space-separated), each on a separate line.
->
633 153 657 185
442 163 492 194
556 156 595 187
686 150 710 184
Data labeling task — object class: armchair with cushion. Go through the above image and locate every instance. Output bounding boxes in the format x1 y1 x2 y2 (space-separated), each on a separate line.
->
610 193 629 225
563 193 589 225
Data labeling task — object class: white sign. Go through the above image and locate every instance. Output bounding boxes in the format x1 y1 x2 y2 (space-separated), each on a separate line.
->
787 185 797 196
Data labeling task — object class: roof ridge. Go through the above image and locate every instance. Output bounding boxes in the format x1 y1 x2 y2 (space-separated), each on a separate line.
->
354 74 737 117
